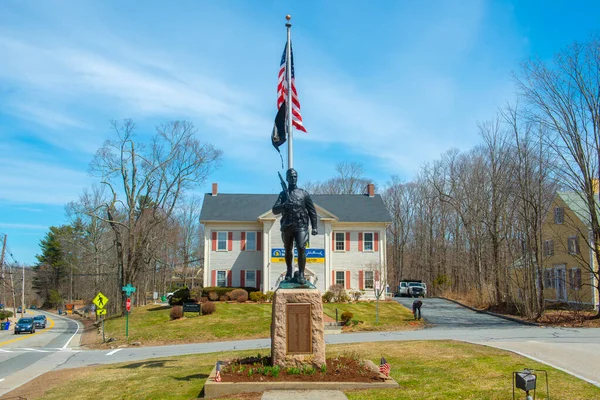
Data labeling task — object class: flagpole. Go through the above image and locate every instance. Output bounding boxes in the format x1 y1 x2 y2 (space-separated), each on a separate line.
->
286 15 293 170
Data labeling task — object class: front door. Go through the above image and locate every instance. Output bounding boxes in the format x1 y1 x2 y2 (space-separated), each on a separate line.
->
555 265 567 301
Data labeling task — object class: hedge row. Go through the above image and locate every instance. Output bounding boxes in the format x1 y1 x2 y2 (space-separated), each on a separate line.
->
201 287 260 298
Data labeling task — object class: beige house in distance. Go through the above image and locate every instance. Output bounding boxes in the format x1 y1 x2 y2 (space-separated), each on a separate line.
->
199 183 391 297
538 191 599 309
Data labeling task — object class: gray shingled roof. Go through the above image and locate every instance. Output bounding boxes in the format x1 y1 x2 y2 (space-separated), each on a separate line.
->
200 193 391 223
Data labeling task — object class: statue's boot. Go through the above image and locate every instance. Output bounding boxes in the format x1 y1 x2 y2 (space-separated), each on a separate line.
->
298 269 307 285
284 265 293 281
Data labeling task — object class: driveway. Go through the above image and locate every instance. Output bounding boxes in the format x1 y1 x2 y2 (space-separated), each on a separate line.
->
393 296 522 328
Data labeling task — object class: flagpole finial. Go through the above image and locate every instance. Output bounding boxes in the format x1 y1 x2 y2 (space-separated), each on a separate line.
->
286 14 291 21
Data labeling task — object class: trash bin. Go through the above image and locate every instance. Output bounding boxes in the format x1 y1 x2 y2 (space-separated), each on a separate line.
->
58 309 63 315
3 322 9 330
0 322 5 330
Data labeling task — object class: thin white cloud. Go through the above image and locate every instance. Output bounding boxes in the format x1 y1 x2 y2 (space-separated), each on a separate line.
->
0 159 91 205
0 223 48 230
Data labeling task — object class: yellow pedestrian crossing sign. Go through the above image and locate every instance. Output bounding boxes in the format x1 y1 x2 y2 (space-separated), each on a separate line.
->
96 308 107 316
93 292 109 309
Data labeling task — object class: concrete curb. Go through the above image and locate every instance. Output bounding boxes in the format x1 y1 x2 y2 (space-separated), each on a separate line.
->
440 297 541 326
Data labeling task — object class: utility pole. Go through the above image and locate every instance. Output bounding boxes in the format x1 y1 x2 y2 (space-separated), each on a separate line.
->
21 265 25 318
0 234 6 308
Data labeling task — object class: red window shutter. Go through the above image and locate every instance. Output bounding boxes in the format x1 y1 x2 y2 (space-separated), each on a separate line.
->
345 232 350 251
345 271 351 289
257 232 262 251
332 270 335 286
227 270 232 287
375 270 380 282
358 233 363 252
374 232 379 251
228 232 233 251
211 270 216 286
332 233 335 250
359 270 364 290
241 232 246 251
256 270 261 290
212 232 217 251
240 270 246 287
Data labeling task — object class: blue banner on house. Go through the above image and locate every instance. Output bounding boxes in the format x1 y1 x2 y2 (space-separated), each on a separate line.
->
271 248 325 263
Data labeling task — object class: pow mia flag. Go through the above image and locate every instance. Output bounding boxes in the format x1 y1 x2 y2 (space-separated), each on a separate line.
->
271 101 287 168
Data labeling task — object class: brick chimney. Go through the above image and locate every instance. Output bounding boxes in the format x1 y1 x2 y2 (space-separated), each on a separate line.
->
212 183 218 196
367 183 374 197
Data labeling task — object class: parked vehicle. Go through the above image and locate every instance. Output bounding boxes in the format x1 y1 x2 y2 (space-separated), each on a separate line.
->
407 282 425 298
14 318 35 334
397 280 422 297
33 315 47 329
17 306 24 314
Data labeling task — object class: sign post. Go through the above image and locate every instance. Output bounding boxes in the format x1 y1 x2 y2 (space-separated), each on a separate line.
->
121 284 136 341
93 292 109 343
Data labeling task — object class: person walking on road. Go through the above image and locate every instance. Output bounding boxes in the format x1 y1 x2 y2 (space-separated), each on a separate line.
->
412 299 423 320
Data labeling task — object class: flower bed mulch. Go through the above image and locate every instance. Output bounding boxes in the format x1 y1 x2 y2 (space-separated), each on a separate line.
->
220 355 384 383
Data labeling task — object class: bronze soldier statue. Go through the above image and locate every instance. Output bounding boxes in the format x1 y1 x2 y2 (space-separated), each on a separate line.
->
272 168 318 285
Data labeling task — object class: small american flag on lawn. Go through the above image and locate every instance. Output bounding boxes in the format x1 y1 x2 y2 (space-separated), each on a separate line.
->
215 361 222 382
379 357 391 377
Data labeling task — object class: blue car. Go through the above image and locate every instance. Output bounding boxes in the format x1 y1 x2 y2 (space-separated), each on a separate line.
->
33 315 47 329
14 317 36 334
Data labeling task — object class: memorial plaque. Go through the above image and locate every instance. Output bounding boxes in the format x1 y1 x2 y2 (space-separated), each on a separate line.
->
286 303 312 354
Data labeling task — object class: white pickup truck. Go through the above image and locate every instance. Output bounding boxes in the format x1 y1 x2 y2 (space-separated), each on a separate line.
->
397 281 427 297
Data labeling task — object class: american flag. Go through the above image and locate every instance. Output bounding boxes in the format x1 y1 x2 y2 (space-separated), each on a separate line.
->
277 42 307 133
379 357 391 377
214 361 222 382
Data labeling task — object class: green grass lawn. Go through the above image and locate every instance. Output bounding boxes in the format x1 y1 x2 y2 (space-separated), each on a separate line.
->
323 300 418 331
102 303 273 345
98 301 416 346
27 341 600 400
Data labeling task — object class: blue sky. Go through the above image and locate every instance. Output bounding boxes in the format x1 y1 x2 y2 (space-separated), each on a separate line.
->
0 0 598 265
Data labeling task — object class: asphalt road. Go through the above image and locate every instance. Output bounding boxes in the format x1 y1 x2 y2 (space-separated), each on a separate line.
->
393 296 522 328
0 310 81 395
1 300 599 396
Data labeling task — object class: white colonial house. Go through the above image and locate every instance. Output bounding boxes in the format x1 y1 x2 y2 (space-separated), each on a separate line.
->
200 183 391 297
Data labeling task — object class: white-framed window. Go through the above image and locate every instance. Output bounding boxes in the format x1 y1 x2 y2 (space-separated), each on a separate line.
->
246 231 256 251
217 232 227 251
544 269 555 289
543 240 554 256
569 268 582 290
364 271 374 289
335 232 345 251
335 271 345 287
246 270 256 288
363 232 374 251
568 236 579 254
554 207 564 224
216 270 227 287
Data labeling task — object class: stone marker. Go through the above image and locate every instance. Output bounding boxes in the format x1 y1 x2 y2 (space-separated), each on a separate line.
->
271 289 325 367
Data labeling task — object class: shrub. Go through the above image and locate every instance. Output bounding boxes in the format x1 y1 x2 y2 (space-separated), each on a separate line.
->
249 292 266 302
0 310 13 321
170 306 183 320
229 289 249 302
199 296 209 303
202 301 216 315
169 287 191 306
208 291 219 301
266 291 275 302
350 290 364 302
340 311 354 323
190 287 204 301
329 285 350 303
322 291 335 303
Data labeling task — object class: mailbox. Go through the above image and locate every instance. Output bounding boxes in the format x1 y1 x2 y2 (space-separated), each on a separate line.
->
516 371 536 392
